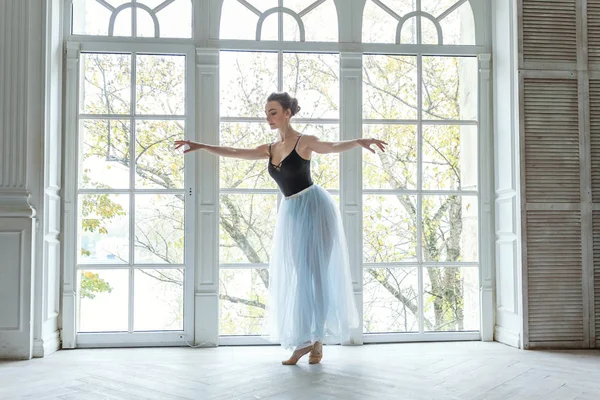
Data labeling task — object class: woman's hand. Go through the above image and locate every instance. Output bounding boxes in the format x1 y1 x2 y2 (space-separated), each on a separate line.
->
174 140 203 154
357 138 388 153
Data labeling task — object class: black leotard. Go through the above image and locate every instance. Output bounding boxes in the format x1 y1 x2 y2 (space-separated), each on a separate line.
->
268 135 313 197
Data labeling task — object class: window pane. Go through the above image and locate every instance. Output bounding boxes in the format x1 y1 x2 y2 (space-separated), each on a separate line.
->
136 55 185 115
362 0 414 44
363 124 417 190
363 55 417 120
363 267 418 333
423 125 477 191
220 51 278 118
363 195 417 263
78 269 129 332
219 122 276 190
134 194 184 264
219 0 278 40
78 194 130 264
134 268 184 331
285 0 338 42
81 53 131 115
137 0 192 38
295 124 339 190
423 267 479 331
72 0 112 35
283 53 339 119
112 7 132 36
137 7 157 37
439 2 476 46
220 194 278 264
422 195 478 262
79 119 130 190
135 120 184 189
421 17 440 45
422 56 477 120
219 268 269 335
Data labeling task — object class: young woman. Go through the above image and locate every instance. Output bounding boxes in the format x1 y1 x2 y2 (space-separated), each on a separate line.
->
175 92 387 365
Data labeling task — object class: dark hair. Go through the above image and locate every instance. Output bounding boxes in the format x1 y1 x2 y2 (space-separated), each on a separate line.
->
267 92 301 116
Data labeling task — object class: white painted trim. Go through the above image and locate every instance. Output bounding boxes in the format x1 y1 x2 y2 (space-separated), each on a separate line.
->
493 325 520 348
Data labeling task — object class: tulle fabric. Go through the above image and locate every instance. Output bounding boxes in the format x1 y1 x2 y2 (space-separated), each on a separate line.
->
263 184 359 350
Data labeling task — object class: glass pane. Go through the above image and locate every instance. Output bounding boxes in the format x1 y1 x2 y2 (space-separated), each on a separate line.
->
423 125 478 191
72 0 113 35
219 268 269 335
399 16 417 44
424 267 480 331
363 55 417 120
282 13 300 42
363 267 418 333
439 2 476 46
422 0 460 16
79 119 130 190
135 194 185 264
421 17 440 45
220 0 278 40
136 7 157 37
77 269 128 332
112 7 132 36
134 268 184 331
422 195 478 262
135 120 184 189
363 195 417 263
157 0 193 38
422 56 478 121
136 54 185 115
285 0 338 42
220 51 278 118
219 122 276 190
81 53 131 115
220 194 278 264
260 12 279 41
78 194 130 264
362 124 417 190
295 124 339 190
283 53 339 119
362 0 414 43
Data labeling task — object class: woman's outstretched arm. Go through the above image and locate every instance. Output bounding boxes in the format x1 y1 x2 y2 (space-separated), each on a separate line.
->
302 135 387 154
174 140 270 160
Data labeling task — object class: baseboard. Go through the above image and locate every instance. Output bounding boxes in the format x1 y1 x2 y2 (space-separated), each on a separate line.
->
494 325 521 349
33 330 61 358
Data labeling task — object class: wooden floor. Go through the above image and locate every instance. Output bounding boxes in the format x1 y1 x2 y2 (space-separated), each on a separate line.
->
0 342 599 399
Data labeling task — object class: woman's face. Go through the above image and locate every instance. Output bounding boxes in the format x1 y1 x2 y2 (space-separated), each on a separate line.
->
265 101 291 130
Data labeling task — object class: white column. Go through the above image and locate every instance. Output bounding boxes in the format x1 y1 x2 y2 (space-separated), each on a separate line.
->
492 0 522 348
33 0 63 358
61 42 81 349
194 49 220 346
340 52 363 345
478 53 494 342
0 0 44 360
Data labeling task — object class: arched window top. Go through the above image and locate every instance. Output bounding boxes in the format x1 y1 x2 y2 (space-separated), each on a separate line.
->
219 0 338 42
72 0 192 38
362 0 476 45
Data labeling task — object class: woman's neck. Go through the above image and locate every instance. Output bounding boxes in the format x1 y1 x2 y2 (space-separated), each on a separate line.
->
278 125 296 141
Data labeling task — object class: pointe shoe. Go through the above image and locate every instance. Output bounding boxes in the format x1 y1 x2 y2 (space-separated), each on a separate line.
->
309 341 323 364
282 345 313 365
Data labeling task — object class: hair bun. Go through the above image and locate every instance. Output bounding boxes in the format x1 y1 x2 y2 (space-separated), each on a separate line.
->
290 98 301 116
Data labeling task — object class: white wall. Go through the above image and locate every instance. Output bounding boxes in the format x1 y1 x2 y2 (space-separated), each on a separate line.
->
0 0 61 360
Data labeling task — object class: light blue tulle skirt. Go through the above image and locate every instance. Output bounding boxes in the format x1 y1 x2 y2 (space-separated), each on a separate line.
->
263 184 359 350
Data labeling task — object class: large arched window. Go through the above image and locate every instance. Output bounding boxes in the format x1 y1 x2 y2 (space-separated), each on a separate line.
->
361 0 480 337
